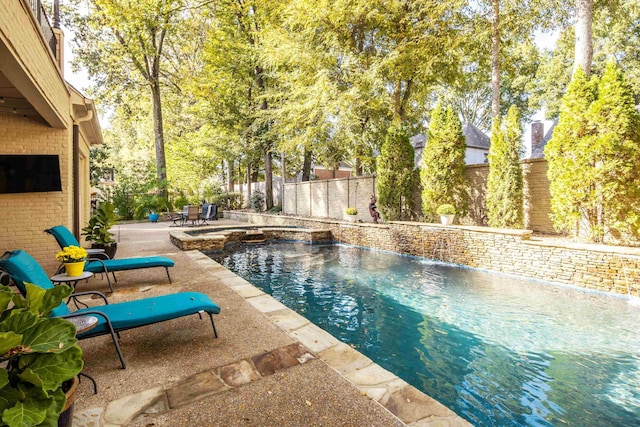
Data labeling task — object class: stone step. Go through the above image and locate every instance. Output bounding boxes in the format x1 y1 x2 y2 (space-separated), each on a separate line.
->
244 239 267 244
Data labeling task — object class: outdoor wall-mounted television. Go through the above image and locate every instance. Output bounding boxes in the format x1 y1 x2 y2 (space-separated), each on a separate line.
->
0 155 62 194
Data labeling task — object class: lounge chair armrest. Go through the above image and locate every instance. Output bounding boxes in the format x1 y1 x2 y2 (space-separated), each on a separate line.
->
69 290 109 305
87 258 109 271
86 249 111 260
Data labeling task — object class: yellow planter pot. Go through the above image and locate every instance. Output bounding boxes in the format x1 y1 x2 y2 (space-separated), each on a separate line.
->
64 262 85 277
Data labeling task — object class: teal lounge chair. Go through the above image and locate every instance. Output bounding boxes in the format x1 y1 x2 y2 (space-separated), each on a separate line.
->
45 225 174 292
0 250 220 369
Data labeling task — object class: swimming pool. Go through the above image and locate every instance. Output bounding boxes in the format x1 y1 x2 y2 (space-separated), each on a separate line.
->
211 242 640 426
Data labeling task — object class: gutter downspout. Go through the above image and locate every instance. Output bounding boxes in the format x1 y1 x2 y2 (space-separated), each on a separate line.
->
73 109 93 239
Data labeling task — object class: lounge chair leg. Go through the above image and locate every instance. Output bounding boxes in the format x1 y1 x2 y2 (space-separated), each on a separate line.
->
104 271 114 293
208 313 218 338
112 272 117 283
79 372 98 394
166 267 172 284
106 323 126 369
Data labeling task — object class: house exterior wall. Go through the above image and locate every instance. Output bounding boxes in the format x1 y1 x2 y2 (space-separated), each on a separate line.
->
0 0 69 127
0 113 72 273
313 168 351 180
464 147 488 165
0 2 99 275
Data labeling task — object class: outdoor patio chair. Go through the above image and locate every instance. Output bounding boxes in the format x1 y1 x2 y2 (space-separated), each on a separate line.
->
200 203 218 225
45 225 175 292
184 205 200 226
0 249 220 369
169 206 189 227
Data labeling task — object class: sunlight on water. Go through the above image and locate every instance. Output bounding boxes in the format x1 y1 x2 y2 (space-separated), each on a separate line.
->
211 242 640 427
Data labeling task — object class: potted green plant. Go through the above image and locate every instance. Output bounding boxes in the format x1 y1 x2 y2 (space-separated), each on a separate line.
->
134 194 171 222
0 283 83 427
55 245 88 277
345 207 358 223
436 204 456 225
82 202 118 258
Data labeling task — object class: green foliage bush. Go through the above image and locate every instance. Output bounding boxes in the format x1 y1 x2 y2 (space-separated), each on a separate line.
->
436 204 456 215
210 192 243 210
376 119 416 221
268 205 282 214
345 207 358 215
545 63 640 243
249 191 265 212
133 194 172 220
486 106 524 228
420 103 468 221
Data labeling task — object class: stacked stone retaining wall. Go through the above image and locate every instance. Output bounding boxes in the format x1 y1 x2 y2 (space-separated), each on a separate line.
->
224 211 640 297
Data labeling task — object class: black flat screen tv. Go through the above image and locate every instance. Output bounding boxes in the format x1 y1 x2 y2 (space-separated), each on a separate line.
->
0 155 62 194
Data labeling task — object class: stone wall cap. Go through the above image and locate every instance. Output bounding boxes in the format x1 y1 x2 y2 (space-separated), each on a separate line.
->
525 238 640 257
406 222 533 238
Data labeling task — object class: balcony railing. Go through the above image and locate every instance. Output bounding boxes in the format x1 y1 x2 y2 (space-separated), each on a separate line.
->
26 0 58 60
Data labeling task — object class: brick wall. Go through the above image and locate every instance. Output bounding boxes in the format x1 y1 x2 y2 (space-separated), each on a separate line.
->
522 159 554 233
0 113 72 273
225 211 640 297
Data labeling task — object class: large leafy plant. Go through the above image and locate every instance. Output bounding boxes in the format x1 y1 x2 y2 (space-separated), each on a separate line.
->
0 283 83 427
82 202 118 245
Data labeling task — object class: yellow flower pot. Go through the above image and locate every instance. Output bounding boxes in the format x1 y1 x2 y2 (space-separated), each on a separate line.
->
64 262 85 277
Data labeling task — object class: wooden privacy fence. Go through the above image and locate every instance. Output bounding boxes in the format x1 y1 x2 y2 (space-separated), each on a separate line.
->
280 158 555 233
283 176 377 223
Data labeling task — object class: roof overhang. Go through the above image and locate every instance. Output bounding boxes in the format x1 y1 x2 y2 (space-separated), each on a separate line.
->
68 84 103 146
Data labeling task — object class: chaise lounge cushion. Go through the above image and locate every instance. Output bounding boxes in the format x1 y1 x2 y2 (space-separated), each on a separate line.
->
76 292 220 337
84 256 174 273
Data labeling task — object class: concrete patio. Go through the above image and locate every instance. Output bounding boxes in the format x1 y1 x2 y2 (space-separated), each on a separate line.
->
70 220 469 426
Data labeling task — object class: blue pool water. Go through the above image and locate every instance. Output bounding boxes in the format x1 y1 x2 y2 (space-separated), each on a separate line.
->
211 242 640 426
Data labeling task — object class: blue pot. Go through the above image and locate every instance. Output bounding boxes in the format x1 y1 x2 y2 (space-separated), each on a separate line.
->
149 213 159 222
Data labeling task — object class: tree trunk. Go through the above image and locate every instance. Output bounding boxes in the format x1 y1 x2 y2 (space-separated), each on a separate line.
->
280 152 286 207
264 150 273 210
246 162 252 207
574 0 593 76
491 0 501 118
302 147 312 181
227 158 234 193
254 64 273 209
150 82 167 190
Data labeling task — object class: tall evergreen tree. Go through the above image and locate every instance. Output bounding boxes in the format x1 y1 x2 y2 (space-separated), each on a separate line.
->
486 106 524 228
376 119 416 221
546 62 640 242
545 67 596 236
420 103 468 221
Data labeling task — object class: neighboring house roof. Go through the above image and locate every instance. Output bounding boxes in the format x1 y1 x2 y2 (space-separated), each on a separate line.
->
411 122 490 167
463 122 491 149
